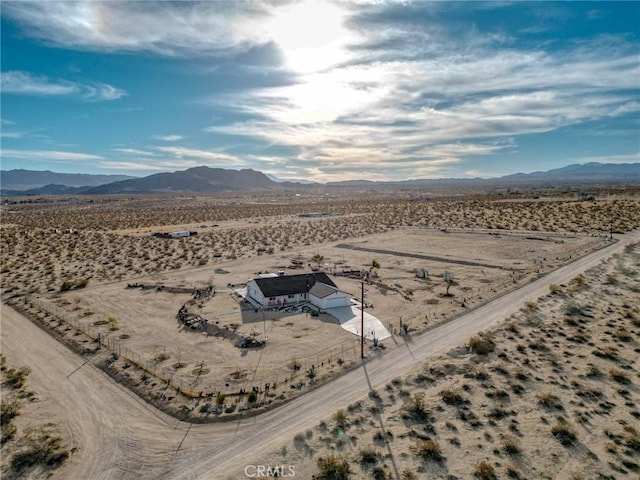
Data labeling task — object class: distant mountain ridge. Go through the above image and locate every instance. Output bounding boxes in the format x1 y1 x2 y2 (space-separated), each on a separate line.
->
1 169 136 191
83 166 287 194
1 162 638 196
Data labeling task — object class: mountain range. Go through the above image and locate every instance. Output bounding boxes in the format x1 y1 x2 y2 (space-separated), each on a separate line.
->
1 162 638 196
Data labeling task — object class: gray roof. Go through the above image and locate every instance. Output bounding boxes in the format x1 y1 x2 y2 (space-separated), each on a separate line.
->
309 282 344 298
252 272 337 298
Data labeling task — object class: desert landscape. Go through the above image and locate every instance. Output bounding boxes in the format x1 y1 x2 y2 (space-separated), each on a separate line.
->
1 188 639 479
250 241 640 480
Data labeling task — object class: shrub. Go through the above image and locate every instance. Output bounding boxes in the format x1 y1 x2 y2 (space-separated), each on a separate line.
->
10 426 70 474
502 435 521 455
314 455 351 480
1 421 17 442
216 393 226 405
538 393 563 410
247 390 258 403
358 448 379 466
3 366 30 389
474 461 497 479
0 399 21 425
468 334 495 355
333 409 347 430
404 392 429 421
412 439 443 462
551 419 577 446
441 389 466 406
549 283 562 294
401 469 418 480
609 368 631 384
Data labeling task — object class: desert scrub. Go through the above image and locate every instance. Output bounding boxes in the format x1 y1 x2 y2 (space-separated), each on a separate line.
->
2 366 31 390
551 418 577 446
440 389 467 406
314 455 351 480
333 409 348 430
609 368 631 384
473 461 497 480
538 393 563 410
412 438 444 462
9 424 70 475
501 435 521 455
467 334 496 355
403 392 430 421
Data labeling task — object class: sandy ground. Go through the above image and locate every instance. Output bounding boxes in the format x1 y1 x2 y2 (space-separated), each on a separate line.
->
18 227 607 417
249 238 640 480
0 230 637 480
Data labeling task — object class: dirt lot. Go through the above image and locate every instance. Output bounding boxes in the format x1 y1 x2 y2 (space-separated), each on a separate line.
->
27 226 607 418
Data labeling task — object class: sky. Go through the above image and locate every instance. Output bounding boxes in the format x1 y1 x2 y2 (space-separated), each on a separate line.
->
1 1 639 182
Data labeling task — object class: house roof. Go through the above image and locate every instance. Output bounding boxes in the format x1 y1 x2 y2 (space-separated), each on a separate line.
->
252 272 337 298
309 282 347 299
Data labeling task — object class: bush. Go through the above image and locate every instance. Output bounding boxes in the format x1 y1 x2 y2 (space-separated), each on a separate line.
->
474 461 497 479
609 368 631 384
333 409 347 430
412 439 443 462
358 448 379 466
247 390 258 403
10 427 70 474
3 366 30 390
468 334 495 355
551 419 577 446
404 392 429 420
1 421 17 442
538 393 563 410
441 389 466 406
502 435 521 455
0 399 21 425
314 455 351 480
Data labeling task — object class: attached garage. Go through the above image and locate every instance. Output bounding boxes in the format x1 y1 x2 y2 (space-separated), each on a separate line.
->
309 282 351 310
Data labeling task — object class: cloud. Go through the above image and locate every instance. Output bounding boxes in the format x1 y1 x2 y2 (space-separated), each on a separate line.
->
1 149 105 161
113 148 157 157
1 1 274 57
0 131 25 138
152 135 185 142
203 3 639 181
574 153 640 165
155 146 245 165
1 71 126 101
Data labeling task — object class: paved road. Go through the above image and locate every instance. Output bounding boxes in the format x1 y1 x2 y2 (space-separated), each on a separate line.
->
1 231 637 480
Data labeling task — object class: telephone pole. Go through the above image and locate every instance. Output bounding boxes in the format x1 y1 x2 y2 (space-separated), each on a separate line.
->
361 281 365 359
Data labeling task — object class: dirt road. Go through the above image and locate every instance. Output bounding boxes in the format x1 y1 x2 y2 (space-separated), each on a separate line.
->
2 231 637 480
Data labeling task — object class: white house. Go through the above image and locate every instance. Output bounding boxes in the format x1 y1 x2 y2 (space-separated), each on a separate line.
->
246 272 350 310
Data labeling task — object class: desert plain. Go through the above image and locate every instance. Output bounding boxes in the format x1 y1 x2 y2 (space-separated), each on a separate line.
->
1 189 639 479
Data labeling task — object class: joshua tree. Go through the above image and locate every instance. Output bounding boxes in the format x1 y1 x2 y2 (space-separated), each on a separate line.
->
370 259 380 278
306 365 317 384
443 271 454 296
312 253 324 269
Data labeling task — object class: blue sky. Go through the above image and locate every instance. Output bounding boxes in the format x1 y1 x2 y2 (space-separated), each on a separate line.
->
1 1 639 182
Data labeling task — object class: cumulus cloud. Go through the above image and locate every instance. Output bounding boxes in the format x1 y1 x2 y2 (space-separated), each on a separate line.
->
1 71 126 101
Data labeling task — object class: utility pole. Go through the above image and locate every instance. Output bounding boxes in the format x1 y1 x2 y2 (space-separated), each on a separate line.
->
361 281 365 359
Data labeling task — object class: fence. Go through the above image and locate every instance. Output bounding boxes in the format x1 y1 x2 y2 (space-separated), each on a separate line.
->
24 295 367 400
